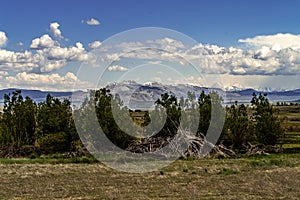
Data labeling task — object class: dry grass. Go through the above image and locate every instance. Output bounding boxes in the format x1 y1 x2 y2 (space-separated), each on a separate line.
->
0 154 300 199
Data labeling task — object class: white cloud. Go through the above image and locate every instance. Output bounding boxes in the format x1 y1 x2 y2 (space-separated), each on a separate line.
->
239 33 300 50
2 27 300 91
0 31 8 47
187 75 194 81
50 22 63 39
85 18 100 26
0 40 90 73
148 60 162 65
153 77 162 83
0 49 40 71
30 34 57 49
37 42 90 72
39 60 67 73
0 71 8 80
108 65 128 71
181 40 300 76
4 72 91 91
80 35 300 77
88 40 102 49
16 42 24 46
215 74 300 91
146 37 185 52
44 42 88 61
179 60 188 66
0 71 8 76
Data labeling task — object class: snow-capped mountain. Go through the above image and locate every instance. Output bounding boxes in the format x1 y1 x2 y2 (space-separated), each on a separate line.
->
1 82 300 108
106 81 300 108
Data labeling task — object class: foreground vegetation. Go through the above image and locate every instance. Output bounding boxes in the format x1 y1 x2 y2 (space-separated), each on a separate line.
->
0 90 79 157
0 88 297 158
0 153 299 199
0 89 299 199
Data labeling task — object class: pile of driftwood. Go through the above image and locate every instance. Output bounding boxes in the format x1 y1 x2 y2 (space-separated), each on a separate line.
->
127 129 236 158
0 144 16 158
246 144 283 156
0 130 283 159
126 129 284 158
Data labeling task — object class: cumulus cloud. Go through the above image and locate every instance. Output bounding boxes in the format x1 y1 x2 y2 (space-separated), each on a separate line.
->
0 49 41 71
0 31 8 47
4 72 91 91
43 42 88 61
100 35 300 76
148 60 162 65
1 39 90 73
30 34 57 49
187 75 194 81
2 27 300 91
88 40 102 49
37 42 90 72
84 18 100 26
239 33 300 50
16 42 24 47
168 36 300 76
221 45 300 75
108 65 128 71
0 71 9 80
50 22 63 39
0 71 8 76
150 37 185 51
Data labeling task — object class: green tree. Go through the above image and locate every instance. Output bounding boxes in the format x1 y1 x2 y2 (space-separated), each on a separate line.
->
225 103 252 151
197 91 211 136
22 96 37 146
1 90 37 149
36 94 77 153
155 93 181 138
94 88 135 149
251 93 283 145
179 92 199 133
141 111 151 127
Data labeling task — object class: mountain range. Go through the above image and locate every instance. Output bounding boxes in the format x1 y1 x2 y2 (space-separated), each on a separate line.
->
1 82 300 108
0 88 86 106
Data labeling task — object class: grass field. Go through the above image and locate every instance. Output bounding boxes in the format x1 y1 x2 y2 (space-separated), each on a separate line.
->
1 106 300 199
275 106 300 151
0 154 300 199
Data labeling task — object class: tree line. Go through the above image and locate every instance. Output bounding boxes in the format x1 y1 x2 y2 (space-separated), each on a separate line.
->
0 89 283 157
0 90 79 157
224 93 283 152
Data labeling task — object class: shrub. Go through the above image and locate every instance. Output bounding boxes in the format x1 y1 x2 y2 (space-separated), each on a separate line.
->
18 145 38 157
38 132 69 154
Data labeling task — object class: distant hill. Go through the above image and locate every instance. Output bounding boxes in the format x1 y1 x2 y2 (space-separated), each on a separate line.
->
106 81 300 107
1 83 300 107
0 89 86 105
0 88 72 99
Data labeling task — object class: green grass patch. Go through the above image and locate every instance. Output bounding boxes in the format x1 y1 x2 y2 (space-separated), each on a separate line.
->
281 121 300 126
278 112 300 117
282 143 300 148
217 168 238 175
248 155 297 167
283 131 300 135
0 155 98 164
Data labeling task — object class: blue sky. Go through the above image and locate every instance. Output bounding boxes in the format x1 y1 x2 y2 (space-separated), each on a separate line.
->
1 0 300 91
2 0 300 47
